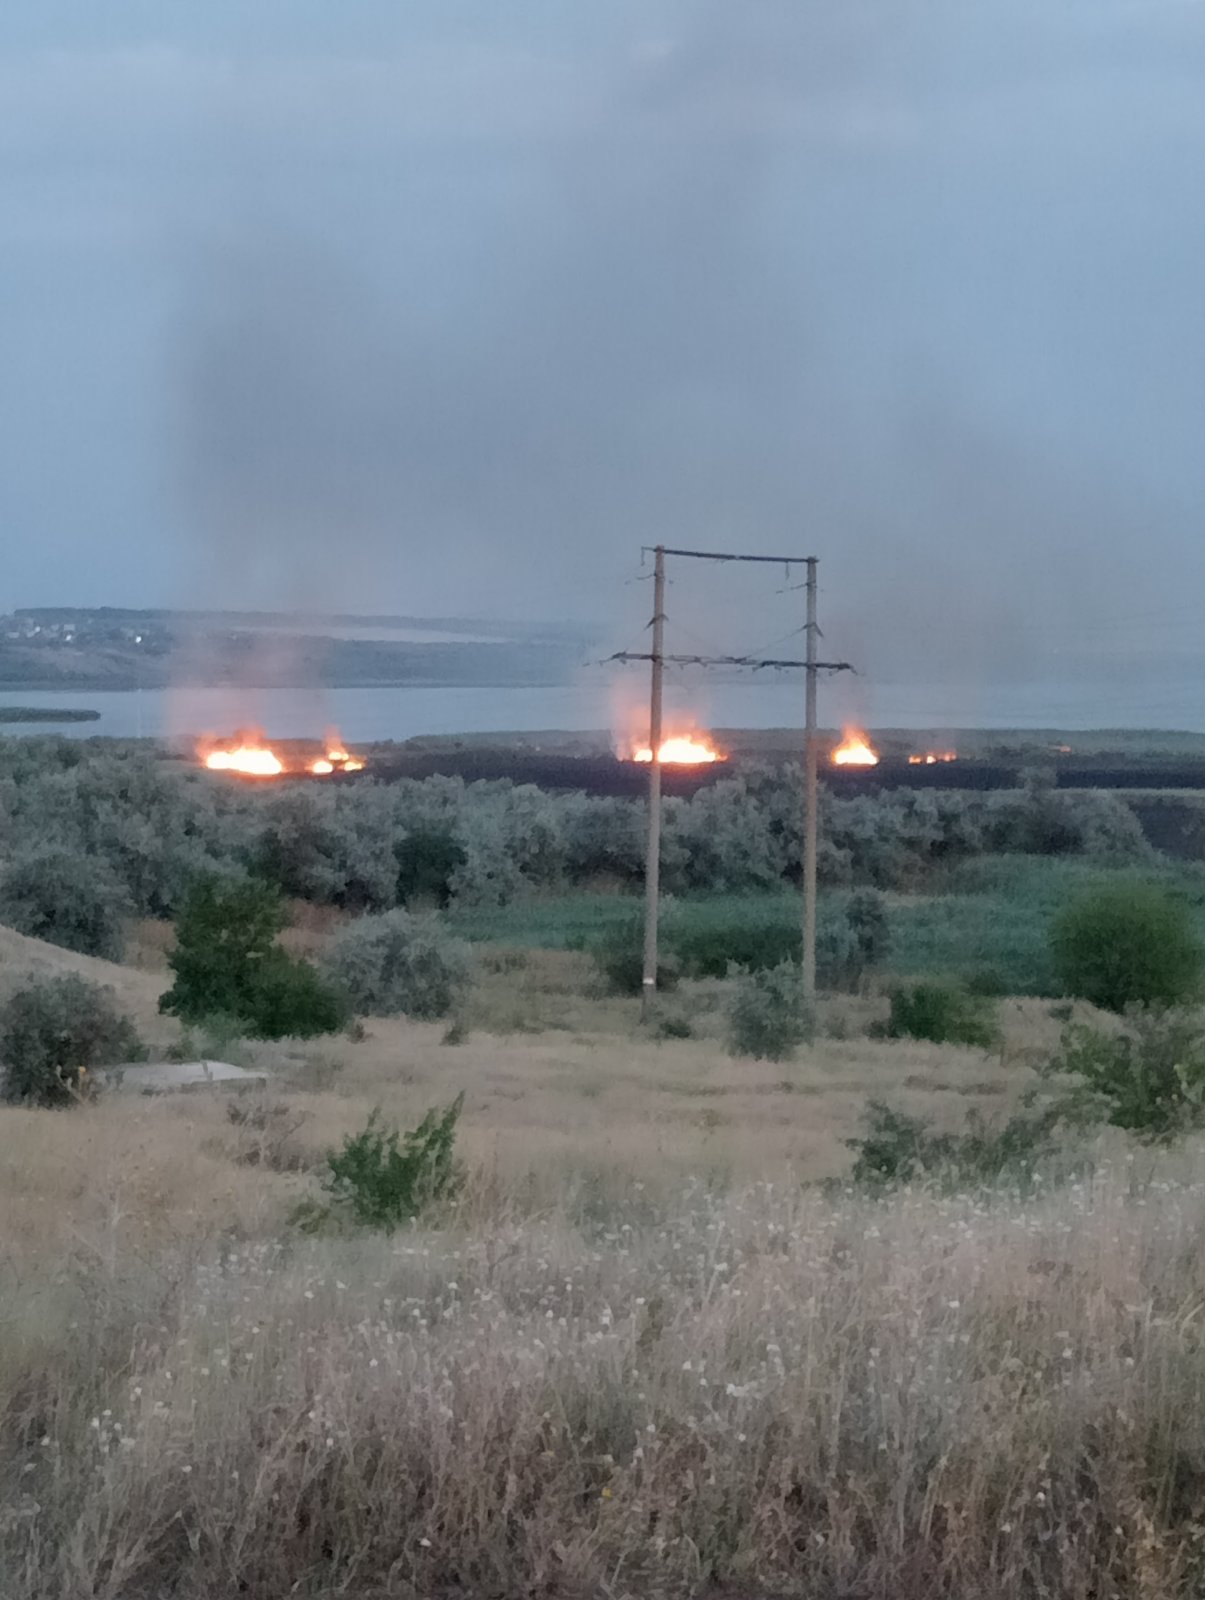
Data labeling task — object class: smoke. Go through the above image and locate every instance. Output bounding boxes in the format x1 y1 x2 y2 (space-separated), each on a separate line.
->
161 0 1205 722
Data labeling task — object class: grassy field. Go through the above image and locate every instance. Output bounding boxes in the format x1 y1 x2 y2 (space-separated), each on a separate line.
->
6 852 1205 1595
450 854 1205 996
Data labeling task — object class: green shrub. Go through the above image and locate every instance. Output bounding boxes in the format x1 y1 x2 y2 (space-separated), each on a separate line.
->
671 915 798 979
1043 1008 1205 1141
652 1011 694 1040
396 824 467 908
244 948 349 1039
319 1098 465 1229
846 887 891 968
0 848 129 960
669 894 890 992
727 961 812 1060
1050 882 1202 1012
322 909 472 1020
883 980 1000 1049
0 974 144 1107
591 916 679 996
160 875 346 1039
846 1100 1056 1190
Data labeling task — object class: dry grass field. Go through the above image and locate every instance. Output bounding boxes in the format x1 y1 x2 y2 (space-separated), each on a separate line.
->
3 918 1205 1598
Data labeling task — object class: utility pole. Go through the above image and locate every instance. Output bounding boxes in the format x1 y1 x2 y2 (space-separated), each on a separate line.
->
613 545 851 1023
802 558 819 1002
641 546 666 1016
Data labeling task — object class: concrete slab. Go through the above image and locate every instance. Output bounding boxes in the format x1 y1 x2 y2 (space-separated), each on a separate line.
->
101 1060 270 1093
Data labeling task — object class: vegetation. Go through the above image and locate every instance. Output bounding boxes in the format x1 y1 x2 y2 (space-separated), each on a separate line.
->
322 908 472 1020
845 1100 1057 1190
1045 1008 1205 1140
727 960 812 1060
1051 881 1203 1012
160 875 347 1038
0 974 143 1106
316 1098 464 1230
0 847 128 960
591 914 679 995
883 979 1001 1049
395 823 467 907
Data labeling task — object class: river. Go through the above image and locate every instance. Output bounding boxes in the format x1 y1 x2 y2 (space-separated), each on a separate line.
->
0 672 1201 741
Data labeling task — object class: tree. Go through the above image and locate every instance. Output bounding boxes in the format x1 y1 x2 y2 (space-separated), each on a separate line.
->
160 875 286 1024
1050 882 1202 1013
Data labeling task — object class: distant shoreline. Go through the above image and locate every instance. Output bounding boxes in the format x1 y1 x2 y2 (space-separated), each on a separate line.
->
0 706 100 724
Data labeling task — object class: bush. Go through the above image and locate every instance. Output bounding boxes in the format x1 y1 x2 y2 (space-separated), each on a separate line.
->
395 825 466 908
0 848 129 960
591 916 679 996
1043 1008 1205 1141
671 914 798 979
322 909 472 1020
883 980 1000 1049
319 1098 464 1229
668 894 890 992
727 961 812 1060
161 875 346 1039
1050 882 1202 1013
846 1100 1056 1190
245 948 350 1039
0 974 144 1107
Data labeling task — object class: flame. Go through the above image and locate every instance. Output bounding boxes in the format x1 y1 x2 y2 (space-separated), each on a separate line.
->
831 729 879 767
908 750 958 765
631 734 724 765
203 731 284 777
201 727 365 778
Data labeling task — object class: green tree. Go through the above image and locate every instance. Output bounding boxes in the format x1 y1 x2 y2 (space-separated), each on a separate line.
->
159 876 346 1038
1050 882 1202 1012
160 875 286 1024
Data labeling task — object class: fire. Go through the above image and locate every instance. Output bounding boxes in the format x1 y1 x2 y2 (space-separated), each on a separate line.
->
831 729 879 767
201 727 365 778
203 732 284 778
631 734 725 765
908 750 958 765
318 730 365 774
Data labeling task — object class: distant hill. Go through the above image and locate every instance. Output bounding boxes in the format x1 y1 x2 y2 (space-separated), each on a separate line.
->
0 608 597 691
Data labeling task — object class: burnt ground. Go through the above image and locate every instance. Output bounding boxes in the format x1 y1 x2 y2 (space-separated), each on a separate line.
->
352 748 1205 801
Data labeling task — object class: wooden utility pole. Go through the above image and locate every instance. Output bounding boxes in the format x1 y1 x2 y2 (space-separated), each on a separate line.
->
641 545 666 1016
802 557 819 1001
614 545 850 1023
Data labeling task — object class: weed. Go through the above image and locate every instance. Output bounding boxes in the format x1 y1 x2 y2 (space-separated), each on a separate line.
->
846 1100 1058 1190
1042 1007 1205 1141
308 1097 465 1231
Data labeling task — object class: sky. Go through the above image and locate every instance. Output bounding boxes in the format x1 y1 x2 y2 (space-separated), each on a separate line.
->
3 1 1205 719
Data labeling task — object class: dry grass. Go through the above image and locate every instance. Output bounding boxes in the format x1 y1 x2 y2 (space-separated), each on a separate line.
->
2 922 1179 1596
6 1158 1205 1597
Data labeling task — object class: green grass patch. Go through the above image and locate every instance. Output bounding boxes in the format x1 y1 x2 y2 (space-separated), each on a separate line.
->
449 858 1205 999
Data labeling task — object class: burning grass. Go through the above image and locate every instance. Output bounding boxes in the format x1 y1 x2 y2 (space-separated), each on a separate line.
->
199 727 365 778
832 726 879 766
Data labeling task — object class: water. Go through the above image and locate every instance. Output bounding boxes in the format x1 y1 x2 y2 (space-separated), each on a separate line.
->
0 672 1201 741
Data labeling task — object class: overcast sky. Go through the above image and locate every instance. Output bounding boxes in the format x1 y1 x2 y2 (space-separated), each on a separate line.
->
4 1 1205 707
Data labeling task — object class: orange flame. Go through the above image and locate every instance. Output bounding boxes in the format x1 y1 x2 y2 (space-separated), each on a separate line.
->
201 727 365 778
631 733 725 765
908 750 958 765
831 729 879 767
203 730 284 778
